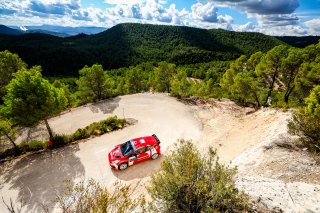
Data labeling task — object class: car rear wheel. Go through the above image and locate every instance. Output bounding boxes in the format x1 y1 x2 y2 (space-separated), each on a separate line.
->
151 153 159 160
119 163 128 170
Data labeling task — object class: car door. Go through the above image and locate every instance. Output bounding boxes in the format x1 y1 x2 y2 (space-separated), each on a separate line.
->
134 147 149 164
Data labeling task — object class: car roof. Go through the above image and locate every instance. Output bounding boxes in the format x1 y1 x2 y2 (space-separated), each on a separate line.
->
131 136 158 149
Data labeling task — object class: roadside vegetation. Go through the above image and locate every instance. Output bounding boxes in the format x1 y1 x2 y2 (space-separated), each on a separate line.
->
288 85 320 152
148 140 249 212
4 141 250 213
0 116 126 160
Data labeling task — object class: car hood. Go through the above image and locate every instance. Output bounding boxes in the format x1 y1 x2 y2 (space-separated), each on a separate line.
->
108 145 123 162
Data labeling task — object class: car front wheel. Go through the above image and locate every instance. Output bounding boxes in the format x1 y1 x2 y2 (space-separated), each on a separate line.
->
119 163 128 170
151 153 159 160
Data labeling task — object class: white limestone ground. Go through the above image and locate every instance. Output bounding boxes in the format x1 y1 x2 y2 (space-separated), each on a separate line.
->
1 94 320 212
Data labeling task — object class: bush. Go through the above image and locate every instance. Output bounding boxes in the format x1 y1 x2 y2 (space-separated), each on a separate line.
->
19 141 46 153
0 140 45 160
71 128 90 141
48 179 145 213
50 134 70 148
16 142 28 154
288 110 320 152
148 140 249 213
27 140 46 151
74 116 126 139
288 87 320 153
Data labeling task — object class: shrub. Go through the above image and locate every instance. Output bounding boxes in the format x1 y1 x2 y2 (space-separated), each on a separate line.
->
71 128 90 141
77 116 126 138
148 140 249 213
50 134 70 148
0 141 46 160
288 110 320 152
288 87 320 153
18 141 30 154
48 179 145 213
27 140 46 151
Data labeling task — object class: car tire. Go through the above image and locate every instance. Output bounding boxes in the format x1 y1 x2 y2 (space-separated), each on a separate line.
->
119 163 128 170
151 153 159 160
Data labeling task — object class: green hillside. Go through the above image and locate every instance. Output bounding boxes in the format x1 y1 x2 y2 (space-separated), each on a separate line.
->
0 25 23 35
0 23 285 76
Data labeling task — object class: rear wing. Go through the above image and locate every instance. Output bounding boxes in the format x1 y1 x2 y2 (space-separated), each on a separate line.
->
152 134 161 145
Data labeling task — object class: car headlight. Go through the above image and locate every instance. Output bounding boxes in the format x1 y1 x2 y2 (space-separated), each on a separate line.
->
112 160 120 164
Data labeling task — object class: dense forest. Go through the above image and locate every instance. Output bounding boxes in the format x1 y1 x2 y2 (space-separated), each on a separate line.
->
0 23 286 76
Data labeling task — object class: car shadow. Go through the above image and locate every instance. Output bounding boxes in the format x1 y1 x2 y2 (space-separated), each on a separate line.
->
0 144 85 212
88 97 121 114
111 155 165 181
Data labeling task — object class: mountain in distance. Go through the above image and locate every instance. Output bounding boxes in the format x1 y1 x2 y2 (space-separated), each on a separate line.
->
26 29 69 38
10 25 108 36
275 36 320 48
0 23 319 77
0 23 288 76
0 25 23 35
0 25 69 37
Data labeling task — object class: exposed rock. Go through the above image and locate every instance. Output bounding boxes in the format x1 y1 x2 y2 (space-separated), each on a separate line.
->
236 176 320 213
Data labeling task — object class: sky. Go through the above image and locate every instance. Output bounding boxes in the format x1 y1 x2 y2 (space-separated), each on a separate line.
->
0 0 319 36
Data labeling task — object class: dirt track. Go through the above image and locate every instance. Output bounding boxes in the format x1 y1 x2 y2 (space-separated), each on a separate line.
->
0 93 202 212
1 93 319 212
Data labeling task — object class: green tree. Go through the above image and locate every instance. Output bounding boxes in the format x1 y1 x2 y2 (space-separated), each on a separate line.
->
170 70 192 98
281 48 304 103
246 51 263 72
256 45 289 106
116 77 127 95
0 117 17 150
77 64 109 102
125 67 145 93
288 86 320 152
2 66 67 138
305 85 320 117
0 50 27 101
154 62 176 92
148 140 249 213
232 72 262 106
196 78 216 98
52 80 72 106
220 55 247 95
294 54 320 103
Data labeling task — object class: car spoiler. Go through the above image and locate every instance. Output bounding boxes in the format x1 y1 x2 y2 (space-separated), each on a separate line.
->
152 134 161 144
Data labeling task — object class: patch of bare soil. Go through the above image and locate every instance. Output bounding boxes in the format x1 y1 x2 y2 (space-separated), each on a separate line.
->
194 99 290 163
192 99 320 212
247 142 320 185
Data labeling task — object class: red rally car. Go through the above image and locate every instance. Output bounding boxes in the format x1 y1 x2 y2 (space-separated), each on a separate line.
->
108 134 161 170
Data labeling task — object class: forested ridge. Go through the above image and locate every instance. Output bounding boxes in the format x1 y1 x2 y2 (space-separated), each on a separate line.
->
0 23 285 76
276 36 320 48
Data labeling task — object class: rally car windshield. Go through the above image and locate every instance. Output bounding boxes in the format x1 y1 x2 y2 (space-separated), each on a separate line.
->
120 140 135 156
